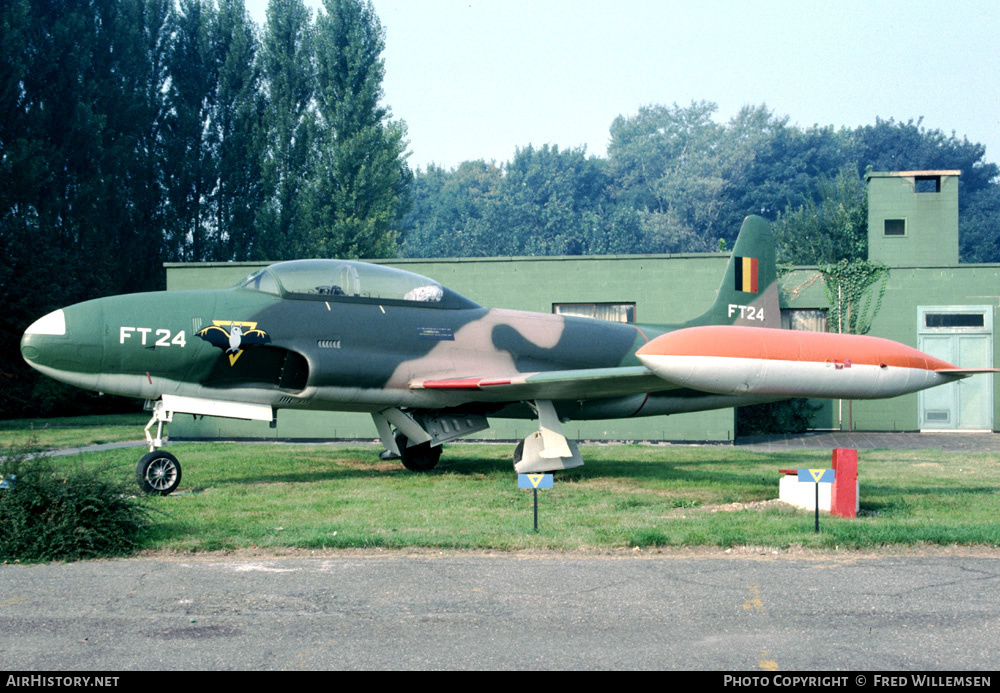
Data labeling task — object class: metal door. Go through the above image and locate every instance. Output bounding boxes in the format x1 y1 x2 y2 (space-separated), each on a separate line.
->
918 306 993 431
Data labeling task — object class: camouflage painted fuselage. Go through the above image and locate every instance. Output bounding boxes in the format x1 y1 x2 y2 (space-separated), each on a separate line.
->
21 284 721 419
21 217 783 424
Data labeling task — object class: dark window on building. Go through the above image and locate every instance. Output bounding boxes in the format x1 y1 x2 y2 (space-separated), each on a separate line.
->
781 309 828 332
925 313 986 329
554 302 636 323
884 218 906 236
915 176 941 193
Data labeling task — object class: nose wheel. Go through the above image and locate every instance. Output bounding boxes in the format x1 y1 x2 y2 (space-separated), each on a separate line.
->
136 450 182 495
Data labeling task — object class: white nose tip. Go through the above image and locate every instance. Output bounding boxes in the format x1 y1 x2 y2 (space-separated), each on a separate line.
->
24 309 66 336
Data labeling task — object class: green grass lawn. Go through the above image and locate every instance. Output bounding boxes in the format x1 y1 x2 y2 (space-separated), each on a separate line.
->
3 416 998 553
0 414 148 449
80 441 1000 552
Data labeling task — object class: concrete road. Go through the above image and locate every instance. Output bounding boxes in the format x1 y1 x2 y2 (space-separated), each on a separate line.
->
2 549 998 671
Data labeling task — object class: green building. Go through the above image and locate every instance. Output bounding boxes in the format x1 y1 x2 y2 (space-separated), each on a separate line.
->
167 170 998 442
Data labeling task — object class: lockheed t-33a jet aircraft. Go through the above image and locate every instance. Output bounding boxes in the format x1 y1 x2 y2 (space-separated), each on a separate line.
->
21 217 993 495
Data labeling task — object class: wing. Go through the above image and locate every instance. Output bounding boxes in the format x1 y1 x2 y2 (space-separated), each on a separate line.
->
411 366 678 402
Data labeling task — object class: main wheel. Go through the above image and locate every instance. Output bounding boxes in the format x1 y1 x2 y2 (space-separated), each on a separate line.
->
394 432 441 472
136 451 182 495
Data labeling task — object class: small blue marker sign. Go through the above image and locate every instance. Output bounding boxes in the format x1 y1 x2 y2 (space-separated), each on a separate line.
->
0 474 14 490
796 469 835 533
797 468 835 484
518 474 553 531
518 474 554 489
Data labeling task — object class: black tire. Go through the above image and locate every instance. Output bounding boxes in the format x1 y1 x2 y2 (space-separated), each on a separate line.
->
136 451 182 495
394 432 441 472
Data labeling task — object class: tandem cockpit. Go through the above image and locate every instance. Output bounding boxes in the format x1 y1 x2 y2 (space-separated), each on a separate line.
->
234 259 480 310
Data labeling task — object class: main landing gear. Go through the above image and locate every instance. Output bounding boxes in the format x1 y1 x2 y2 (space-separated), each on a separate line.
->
393 431 442 472
372 402 585 475
372 408 489 473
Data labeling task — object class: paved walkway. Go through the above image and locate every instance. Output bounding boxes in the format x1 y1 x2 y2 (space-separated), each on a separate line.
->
46 440 149 458
38 432 1000 457
736 431 1000 453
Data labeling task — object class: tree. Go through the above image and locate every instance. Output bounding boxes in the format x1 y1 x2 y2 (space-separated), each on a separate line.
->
163 0 220 262
772 165 868 265
489 144 610 256
607 101 722 253
959 185 1000 263
713 113 856 246
110 0 174 289
399 146 638 258
257 0 315 259
213 0 266 261
301 0 410 259
400 161 503 258
1 0 174 416
603 102 858 252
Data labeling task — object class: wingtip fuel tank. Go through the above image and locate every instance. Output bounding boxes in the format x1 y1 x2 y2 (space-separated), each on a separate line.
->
636 325 992 400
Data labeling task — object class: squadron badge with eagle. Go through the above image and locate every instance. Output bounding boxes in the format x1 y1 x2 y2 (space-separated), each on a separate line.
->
196 321 271 365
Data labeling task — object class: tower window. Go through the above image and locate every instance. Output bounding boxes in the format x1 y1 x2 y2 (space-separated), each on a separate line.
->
884 219 906 236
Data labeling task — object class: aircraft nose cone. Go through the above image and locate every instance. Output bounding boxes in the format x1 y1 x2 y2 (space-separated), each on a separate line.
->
21 304 104 391
21 309 67 367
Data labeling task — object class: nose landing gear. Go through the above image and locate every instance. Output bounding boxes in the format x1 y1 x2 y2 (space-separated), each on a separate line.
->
137 399 181 495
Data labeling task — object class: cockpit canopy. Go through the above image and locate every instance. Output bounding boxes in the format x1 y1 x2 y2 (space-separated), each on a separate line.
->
234 259 479 309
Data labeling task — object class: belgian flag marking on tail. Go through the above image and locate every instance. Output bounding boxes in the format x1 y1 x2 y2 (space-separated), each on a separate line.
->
734 256 759 293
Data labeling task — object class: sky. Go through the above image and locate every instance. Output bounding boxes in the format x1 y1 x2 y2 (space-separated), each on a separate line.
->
245 0 1000 172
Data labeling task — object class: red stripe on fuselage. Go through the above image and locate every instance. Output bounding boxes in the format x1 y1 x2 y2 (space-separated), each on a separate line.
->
419 377 513 390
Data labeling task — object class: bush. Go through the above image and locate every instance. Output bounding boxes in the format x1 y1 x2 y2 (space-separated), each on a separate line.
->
736 398 822 436
0 443 152 562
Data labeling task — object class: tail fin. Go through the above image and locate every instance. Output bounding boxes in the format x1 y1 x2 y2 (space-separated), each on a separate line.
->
684 215 781 328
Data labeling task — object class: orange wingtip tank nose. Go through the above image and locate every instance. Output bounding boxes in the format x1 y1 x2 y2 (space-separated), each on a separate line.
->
635 326 967 399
